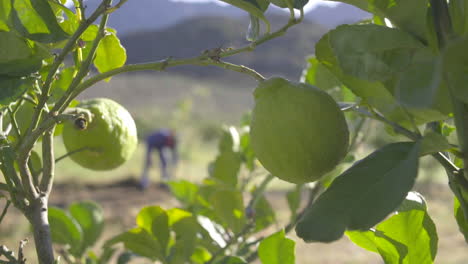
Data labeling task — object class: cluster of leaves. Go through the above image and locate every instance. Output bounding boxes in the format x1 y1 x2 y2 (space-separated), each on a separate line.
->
0 0 126 109
109 124 300 264
294 0 468 262
48 124 301 264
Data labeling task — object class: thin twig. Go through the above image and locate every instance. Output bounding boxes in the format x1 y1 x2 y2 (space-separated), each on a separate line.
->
0 199 11 225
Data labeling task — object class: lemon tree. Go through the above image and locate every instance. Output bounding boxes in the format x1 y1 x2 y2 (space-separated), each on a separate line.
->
62 98 137 171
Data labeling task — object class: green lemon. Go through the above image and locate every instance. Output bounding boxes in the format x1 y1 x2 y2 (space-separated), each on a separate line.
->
62 98 138 171
250 77 349 184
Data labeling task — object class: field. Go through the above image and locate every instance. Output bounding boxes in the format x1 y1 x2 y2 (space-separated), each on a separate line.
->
1 73 468 263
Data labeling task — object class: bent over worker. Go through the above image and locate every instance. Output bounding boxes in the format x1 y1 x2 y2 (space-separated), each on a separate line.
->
140 129 178 189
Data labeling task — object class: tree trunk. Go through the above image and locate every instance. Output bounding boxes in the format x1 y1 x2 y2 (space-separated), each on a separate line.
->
26 195 55 264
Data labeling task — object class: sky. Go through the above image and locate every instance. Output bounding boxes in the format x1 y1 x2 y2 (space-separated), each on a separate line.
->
170 0 340 12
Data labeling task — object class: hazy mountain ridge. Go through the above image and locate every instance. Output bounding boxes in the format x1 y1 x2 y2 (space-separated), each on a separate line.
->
120 15 328 80
83 0 370 34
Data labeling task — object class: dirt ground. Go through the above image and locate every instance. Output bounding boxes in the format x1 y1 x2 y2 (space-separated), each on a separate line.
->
1 179 468 263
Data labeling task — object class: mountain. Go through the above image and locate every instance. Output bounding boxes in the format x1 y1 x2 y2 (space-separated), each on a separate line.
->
119 15 328 80
82 0 370 35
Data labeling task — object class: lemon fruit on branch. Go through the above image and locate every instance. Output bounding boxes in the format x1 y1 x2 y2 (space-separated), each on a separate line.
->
62 98 138 171
250 77 349 184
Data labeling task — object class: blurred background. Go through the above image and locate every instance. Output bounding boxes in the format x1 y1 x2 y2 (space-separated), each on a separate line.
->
3 1 468 263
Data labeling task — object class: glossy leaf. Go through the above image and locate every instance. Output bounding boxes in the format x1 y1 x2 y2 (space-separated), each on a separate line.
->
0 31 50 77
420 131 451 156
94 33 127 75
315 32 447 126
11 0 69 43
348 192 438 264
0 76 31 106
394 48 449 110
105 227 162 261
347 230 407 263
210 189 246 233
49 67 74 103
170 216 199 263
246 14 260 41
296 142 420 242
48 207 83 249
443 37 468 104
0 0 10 30
301 56 352 101
454 197 468 243
136 206 169 256
449 0 468 35
211 150 242 186
69 201 104 255
331 0 428 41
239 126 255 171
258 230 295 264
329 24 423 82
190 246 212 264
168 180 200 206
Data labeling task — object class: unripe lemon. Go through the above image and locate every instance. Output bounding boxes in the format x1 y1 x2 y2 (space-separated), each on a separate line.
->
62 98 138 171
250 77 349 184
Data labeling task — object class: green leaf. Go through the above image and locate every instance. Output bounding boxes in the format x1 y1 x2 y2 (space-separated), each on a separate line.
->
0 0 11 30
210 189 246 233
105 227 161 261
94 33 127 76
190 246 212 264
392 47 452 116
220 0 270 33
443 37 468 104
170 216 200 263
454 197 468 243
0 31 50 77
328 24 423 82
347 229 408 263
301 56 354 102
11 0 69 43
48 207 83 249
246 14 260 41
0 76 31 106
258 230 295 264
69 201 104 255
136 206 169 256
49 67 74 103
315 32 447 126
332 0 428 41
239 127 255 171
449 0 468 35
254 195 276 231
420 131 452 156
211 150 242 187
296 142 420 243
168 180 200 206
348 192 438 264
